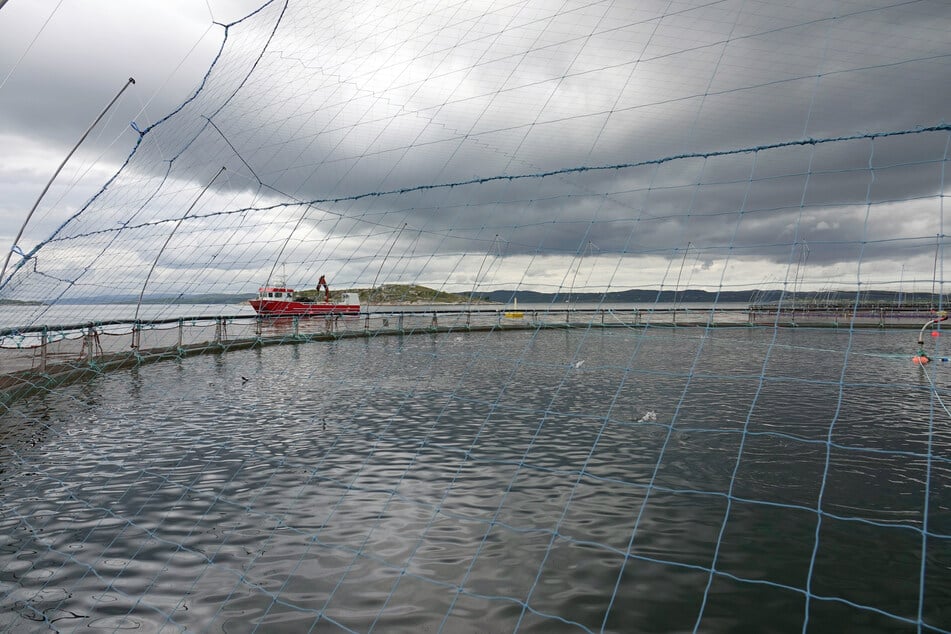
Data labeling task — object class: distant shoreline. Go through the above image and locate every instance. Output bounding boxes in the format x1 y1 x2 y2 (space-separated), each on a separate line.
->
7 285 947 308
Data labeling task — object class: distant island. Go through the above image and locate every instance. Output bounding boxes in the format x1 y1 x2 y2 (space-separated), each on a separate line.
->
46 284 490 306
32 285 949 308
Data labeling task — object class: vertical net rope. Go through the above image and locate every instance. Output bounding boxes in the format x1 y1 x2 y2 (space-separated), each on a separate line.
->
2 1 951 632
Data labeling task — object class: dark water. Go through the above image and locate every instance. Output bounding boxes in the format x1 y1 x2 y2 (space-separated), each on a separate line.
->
1 326 950 633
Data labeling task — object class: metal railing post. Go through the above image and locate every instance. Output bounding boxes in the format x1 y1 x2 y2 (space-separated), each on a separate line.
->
40 327 48 372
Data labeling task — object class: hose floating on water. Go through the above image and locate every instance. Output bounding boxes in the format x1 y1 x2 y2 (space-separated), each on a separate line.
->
913 310 948 364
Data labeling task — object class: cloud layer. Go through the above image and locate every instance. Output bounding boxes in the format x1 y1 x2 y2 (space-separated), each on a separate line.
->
2 0 950 305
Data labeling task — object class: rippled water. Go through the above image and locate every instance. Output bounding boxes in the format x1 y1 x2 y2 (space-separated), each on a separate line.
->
1 326 950 632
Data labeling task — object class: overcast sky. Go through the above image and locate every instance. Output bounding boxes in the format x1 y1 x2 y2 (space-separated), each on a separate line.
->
2 0 951 305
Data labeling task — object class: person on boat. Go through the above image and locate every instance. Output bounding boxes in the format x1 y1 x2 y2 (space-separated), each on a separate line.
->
317 275 330 302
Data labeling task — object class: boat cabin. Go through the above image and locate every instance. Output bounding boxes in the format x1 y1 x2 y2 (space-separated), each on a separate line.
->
258 287 295 300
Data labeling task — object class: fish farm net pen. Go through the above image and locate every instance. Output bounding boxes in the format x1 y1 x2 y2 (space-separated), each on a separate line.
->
2 1 951 632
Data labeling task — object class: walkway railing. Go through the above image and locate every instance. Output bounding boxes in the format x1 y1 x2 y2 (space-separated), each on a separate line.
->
0 305 941 404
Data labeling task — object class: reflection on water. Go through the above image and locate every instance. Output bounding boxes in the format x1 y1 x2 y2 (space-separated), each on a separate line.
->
1 327 950 632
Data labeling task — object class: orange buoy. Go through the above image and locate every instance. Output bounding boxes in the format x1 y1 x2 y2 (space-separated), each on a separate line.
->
913 355 930 365
933 331 941 337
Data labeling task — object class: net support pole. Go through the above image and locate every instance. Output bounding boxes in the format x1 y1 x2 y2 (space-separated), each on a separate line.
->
39 327 47 372
132 166 226 339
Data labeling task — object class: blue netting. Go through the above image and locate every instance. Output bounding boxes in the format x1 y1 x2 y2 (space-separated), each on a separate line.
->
2 0 951 631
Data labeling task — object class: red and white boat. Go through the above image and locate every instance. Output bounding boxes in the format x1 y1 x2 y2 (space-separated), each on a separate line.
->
250 286 361 316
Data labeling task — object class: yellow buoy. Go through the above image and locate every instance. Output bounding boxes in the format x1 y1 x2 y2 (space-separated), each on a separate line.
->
504 297 524 319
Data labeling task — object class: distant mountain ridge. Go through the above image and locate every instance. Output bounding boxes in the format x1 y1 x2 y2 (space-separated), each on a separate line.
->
484 289 943 305
54 293 257 305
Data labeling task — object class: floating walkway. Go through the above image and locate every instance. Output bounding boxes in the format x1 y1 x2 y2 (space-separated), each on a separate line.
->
0 304 944 406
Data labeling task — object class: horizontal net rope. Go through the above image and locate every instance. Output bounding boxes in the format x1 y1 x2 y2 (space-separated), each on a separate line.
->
2 0 951 632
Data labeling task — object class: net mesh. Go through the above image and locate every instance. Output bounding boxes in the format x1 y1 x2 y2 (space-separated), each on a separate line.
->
2 1 951 632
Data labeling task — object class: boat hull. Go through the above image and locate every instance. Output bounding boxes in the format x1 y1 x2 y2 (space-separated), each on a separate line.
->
250 299 360 316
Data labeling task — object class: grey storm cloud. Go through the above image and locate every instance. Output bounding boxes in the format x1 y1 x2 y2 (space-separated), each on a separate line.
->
2 0 950 299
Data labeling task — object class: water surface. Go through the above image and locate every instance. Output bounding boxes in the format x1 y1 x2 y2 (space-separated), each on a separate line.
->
1 326 949 632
